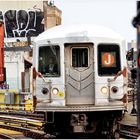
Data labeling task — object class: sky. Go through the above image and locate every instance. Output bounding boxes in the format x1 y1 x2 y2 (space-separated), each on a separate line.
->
54 0 137 42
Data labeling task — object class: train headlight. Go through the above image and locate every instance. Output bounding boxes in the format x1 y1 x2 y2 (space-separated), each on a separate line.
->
41 87 49 95
101 87 108 94
52 88 59 95
111 86 118 93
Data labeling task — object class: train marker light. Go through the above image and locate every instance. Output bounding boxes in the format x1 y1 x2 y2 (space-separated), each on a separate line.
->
42 87 49 95
111 86 118 93
52 88 59 95
101 87 108 94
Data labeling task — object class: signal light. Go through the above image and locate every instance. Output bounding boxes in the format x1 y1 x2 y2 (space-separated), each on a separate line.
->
138 57 140 67
138 52 140 67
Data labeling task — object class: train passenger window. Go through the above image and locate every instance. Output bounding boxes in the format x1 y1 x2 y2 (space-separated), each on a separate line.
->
98 44 121 76
72 48 88 67
38 45 60 77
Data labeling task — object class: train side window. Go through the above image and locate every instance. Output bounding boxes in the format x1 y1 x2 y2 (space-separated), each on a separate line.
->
72 48 88 67
38 45 60 77
98 44 121 76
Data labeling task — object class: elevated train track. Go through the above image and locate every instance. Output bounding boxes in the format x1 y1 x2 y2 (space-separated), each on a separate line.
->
0 128 27 139
0 111 53 139
119 122 139 138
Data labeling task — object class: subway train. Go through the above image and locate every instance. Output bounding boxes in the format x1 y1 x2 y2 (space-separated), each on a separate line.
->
32 24 127 138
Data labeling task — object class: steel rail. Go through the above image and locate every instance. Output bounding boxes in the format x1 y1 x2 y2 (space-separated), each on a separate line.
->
0 133 15 139
0 123 46 139
0 111 49 139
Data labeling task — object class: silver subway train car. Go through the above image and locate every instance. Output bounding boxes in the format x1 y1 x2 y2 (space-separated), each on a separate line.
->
33 24 127 138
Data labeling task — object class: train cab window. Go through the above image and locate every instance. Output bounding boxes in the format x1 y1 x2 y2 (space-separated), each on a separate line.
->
72 48 88 67
38 45 60 77
98 44 121 76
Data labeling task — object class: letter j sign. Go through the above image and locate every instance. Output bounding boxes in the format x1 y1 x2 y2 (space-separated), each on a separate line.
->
101 52 115 67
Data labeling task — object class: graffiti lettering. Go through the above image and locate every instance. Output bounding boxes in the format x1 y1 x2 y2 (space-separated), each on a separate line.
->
0 9 44 38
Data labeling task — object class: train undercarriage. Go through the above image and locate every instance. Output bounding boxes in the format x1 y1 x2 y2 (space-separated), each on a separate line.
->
43 110 123 138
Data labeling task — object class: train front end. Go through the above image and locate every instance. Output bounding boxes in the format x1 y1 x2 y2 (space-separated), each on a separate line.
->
33 25 127 138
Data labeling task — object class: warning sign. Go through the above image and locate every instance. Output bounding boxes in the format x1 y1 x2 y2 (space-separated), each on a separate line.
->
101 52 116 67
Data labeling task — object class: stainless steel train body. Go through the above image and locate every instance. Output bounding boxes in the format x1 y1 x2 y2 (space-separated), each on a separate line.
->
33 24 127 137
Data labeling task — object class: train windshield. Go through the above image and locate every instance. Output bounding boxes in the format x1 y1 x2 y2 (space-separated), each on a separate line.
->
38 45 60 77
98 44 121 76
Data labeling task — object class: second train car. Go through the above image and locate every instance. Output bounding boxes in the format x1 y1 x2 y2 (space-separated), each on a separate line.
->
32 24 127 138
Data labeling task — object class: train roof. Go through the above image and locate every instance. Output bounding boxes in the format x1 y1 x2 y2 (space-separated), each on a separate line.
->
34 24 124 42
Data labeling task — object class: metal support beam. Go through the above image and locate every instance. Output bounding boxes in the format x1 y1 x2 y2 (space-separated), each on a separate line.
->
132 1 140 129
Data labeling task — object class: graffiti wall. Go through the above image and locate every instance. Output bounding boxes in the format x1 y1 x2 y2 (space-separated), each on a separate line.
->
0 9 44 38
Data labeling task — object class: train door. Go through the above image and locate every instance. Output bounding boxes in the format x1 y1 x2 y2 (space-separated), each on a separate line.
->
64 43 95 105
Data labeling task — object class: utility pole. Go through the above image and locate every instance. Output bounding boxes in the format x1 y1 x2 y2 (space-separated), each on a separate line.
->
132 1 140 129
